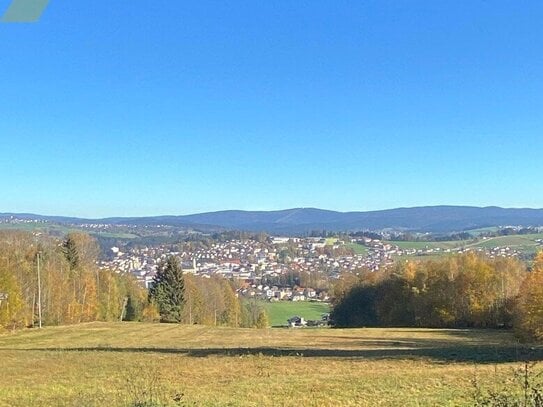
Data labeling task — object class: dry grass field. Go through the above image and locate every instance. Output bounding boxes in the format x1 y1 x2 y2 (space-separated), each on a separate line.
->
0 323 542 406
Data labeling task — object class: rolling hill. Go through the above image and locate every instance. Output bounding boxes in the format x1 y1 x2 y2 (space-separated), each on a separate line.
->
3 205 543 234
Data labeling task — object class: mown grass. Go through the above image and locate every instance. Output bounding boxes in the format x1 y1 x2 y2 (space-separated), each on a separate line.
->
388 240 471 250
0 323 542 406
388 234 543 256
325 238 368 255
345 242 368 255
0 224 138 239
260 301 330 326
469 234 543 252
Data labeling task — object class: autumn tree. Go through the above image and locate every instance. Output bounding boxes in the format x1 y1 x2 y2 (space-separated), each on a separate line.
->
0 230 147 329
332 253 529 330
221 279 241 327
0 264 27 330
98 270 122 321
515 251 543 341
122 276 149 321
256 308 269 328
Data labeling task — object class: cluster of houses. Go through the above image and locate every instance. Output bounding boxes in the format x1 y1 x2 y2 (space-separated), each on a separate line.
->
237 283 328 302
0 216 47 225
287 314 330 328
98 233 539 302
466 246 523 259
392 241 534 259
99 236 400 294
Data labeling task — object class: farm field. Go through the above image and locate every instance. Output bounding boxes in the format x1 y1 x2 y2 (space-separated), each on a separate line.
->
387 240 470 250
259 301 330 326
468 234 543 252
345 242 368 255
388 234 543 254
0 223 138 239
0 323 542 407
326 238 368 255
465 227 500 235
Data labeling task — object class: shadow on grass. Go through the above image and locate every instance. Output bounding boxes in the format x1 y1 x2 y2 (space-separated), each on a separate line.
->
5 344 543 364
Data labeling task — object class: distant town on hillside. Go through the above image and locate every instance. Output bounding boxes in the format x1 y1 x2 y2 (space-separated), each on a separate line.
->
3 205 543 299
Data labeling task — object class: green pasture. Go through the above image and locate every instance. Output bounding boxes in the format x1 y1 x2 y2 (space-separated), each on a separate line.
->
260 301 330 326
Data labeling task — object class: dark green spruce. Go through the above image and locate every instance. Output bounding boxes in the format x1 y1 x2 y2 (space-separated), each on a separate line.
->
149 256 185 323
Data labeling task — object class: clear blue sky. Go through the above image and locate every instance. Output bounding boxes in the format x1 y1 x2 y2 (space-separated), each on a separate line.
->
1 1 543 218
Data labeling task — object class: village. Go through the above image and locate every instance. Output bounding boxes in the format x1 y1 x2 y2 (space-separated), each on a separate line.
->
99 236 393 295
98 233 528 302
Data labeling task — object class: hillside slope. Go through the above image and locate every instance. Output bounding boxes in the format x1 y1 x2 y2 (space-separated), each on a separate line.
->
3 205 543 234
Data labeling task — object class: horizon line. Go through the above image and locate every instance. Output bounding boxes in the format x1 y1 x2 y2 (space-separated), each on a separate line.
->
2 204 543 221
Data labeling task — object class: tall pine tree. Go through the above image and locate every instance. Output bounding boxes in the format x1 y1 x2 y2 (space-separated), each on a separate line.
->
149 257 185 323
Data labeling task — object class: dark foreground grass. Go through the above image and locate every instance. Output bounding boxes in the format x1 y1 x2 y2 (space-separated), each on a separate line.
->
0 323 542 406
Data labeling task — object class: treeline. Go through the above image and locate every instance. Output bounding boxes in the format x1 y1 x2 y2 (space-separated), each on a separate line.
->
486 227 542 237
0 230 269 331
331 253 543 341
0 231 152 330
148 257 269 328
261 270 328 291
382 231 474 242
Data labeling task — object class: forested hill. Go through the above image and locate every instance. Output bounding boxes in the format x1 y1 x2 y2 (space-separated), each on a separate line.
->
174 206 543 233
4 206 543 234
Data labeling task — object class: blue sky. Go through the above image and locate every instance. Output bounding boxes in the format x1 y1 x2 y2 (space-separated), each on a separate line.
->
1 1 543 217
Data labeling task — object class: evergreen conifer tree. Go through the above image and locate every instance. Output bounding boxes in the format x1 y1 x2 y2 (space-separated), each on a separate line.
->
149 257 185 323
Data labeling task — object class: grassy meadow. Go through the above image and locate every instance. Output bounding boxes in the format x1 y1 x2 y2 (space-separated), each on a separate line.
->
345 242 369 255
0 223 138 239
469 234 543 252
388 240 470 250
260 301 330 326
0 323 542 406
388 234 543 255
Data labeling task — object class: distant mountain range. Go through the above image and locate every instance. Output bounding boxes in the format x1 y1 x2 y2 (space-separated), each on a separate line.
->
3 206 543 234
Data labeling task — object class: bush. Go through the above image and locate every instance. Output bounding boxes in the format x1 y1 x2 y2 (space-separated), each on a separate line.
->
472 362 543 406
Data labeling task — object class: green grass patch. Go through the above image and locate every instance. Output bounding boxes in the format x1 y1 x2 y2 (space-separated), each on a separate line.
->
465 226 500 235
89 231 139 239
388 235 543 256
345 242 368 255
469 234 543 250
260 301 330 326
388 240 470 250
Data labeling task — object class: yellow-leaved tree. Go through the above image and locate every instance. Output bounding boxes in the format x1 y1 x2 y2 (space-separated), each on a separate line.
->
515 251 543 341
